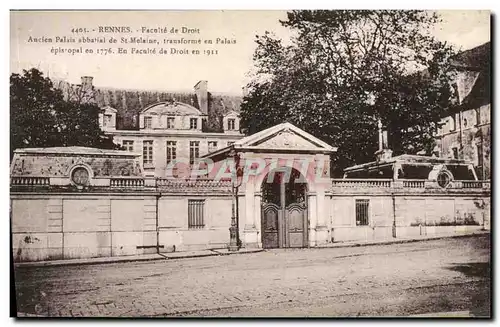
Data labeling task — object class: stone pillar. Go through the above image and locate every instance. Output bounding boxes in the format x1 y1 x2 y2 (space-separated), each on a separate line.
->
254 192 262 248
315 187 328 245
393 162 402 180
242 181 259 248
308 191 317 246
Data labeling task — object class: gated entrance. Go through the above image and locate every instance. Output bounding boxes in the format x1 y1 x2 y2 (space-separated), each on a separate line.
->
261 168 308 248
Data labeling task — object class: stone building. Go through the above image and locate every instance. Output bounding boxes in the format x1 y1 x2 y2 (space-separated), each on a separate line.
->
434 42 491 179
10 45 491 262
10 123 490 262
53 77 245 177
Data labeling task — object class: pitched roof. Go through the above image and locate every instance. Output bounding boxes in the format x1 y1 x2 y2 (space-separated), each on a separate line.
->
202 122 337 159
52 79 243 130
140 101 205 116
450 42 490 71
11 146 143 178
344 154 471 172
450 42 491 111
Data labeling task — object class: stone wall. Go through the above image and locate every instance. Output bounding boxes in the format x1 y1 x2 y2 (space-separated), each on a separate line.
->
11 152 143 178
11 176 490 261
158 196 232 252
11 192 233 262
326 183 490 243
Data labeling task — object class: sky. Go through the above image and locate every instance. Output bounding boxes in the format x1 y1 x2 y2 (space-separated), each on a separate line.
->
10 10 490 95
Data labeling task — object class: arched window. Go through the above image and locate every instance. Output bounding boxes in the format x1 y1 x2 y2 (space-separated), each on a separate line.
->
475 108 481 126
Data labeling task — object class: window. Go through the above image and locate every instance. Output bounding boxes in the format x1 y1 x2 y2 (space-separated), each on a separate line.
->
449 116 456 132
188 200 205 229
167 117 175 129
144 116 152 129
122 140 134 152
189 141 200 165
452 147 459 159
227 141 235 147
463 118 468 128
437 171 452 188
166 141 177 164
475 109 481 126
208 141 218 153
355 199 370 226
477 144 483 169
143 140 153 166
104 114 112 127
228 118 236 130
190 118 198 129
71 167 90 187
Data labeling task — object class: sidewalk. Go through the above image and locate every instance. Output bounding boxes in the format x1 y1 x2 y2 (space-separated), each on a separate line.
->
14 247 263 268
14 230 488 268
409 311 472 317
317 230 489 249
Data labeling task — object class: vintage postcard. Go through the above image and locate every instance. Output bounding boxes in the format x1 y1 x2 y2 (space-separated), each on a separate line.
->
10 9 491 318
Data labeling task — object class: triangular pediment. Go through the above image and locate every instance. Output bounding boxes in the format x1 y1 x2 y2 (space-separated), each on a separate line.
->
252 130 320 149
236 123 336 152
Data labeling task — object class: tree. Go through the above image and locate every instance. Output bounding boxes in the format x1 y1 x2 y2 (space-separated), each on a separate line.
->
10 68 117 158
241 10 456 176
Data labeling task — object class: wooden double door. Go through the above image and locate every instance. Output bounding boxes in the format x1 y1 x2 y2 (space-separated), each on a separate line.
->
261 170 308 248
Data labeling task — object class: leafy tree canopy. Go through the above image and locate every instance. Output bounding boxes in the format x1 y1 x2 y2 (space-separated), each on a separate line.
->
10 68 118 157
241 10 456 176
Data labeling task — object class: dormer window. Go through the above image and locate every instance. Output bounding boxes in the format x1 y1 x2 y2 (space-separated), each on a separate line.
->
223 111 240 133
103 114 112 127
99 106 117 131
167 117 175 129
208 141 218 153
228 118 236 131
190 118 198 129
144 116 152 129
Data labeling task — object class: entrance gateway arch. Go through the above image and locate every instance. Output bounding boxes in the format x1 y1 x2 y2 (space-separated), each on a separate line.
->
201 122 337 249
261 167 308 248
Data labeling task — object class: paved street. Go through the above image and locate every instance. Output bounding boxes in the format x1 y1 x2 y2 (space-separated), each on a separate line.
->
14 235 490 317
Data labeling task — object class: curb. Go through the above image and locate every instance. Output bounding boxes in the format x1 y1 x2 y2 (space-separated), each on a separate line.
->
14 248 265 269
14 255 168 269
162 248 264 260
316 232 489 250
409 310 472 317
14 232 487 268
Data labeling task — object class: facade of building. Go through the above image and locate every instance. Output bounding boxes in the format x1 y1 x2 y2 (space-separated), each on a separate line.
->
435 42 491 179
11 45 491 262
54 77 245 177
99 100 243 177
10 123 490 262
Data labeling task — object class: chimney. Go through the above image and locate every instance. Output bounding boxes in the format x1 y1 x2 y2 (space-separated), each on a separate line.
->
81 76 93 92
194 80 208 114
79 76 95 104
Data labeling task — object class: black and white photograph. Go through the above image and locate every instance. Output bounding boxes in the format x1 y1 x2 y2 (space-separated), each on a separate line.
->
9 8 491 318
